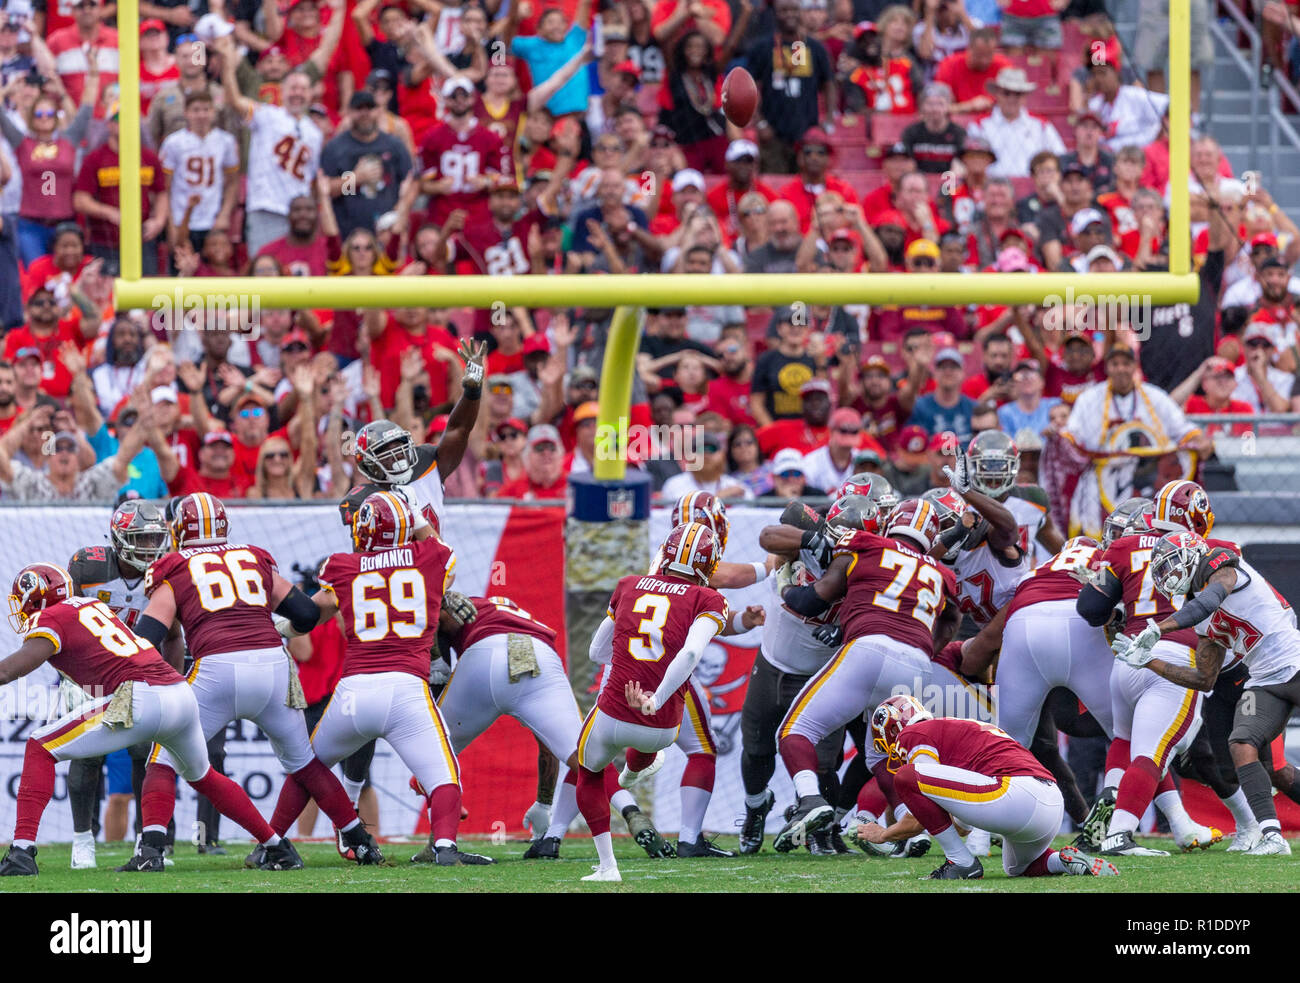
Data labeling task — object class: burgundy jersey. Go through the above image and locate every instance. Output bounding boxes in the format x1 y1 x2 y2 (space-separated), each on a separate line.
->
1005 539 1103 621
599 573 728 729
835 532 958 656
475 95 526 151
448 209 544 335
28 596 183 693
1099 534 1198 648
897 717 1054 781
145 543 284 660
418 121 512 227
318 538 456 681
448 595 558 657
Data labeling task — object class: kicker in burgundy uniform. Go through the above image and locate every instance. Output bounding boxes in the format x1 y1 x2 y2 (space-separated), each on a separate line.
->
577 522 730 882
284 491 493 866
0 564 289 877
1076 500 1221 858
773 498 983 853
133 493 382 869
853 697 1118 880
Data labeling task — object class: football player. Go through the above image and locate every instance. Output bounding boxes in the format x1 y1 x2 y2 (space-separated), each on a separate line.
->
1116 528 1300 856
1075 494 1223 857
0 564 287 876
281 492 491 866
64 501 177 870
577 522 730 882
855 696 1119 879
132 493 382 870
772 499 980 852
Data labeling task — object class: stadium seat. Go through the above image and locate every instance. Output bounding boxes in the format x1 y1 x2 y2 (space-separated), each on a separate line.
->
869 113 915 147
1010 176 1036 199
834 144 877 170
842 170 889 198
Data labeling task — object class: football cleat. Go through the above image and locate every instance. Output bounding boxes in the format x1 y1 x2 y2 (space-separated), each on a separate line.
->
410 836 438 865
893 832 932 859
1058 845 1120 876
197 843 227 856
115 845 165 873
773 794 834 853
1175 824 1223 853
1244 830 1292 856
434 845 496 866
581 865 622 882
1098 830 1170 857
738 789 775 854
808 828 848 855
523 836 561 860
1226 827 1262 853
244 844 266 869
70 832 96 870
926 857 984 880
0 845 38 876
826 824 851 855
626 808 676 858
340 824 385 865
1076 788 1116 851
258 838 304 871
618 750 665 789
677 836 736 858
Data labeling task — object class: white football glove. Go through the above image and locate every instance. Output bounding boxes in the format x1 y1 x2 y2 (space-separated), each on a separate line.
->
775 559 808 597
522 800 551 839
1112 633 1155 668
1131 618 1163 654
273 613 298 639
428 660 452 686
943 450 971 494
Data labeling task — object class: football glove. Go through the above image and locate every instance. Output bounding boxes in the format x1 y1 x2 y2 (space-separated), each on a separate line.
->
775 559 808 596
799 528 833 567
442 591 479 630
1112 633 1155 668
522 800 550 839
1130 618 1163 655
273 613 298 639
943 450 971 494
812 622 843 647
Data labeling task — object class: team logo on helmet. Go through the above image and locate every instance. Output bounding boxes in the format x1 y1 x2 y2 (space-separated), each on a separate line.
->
352 491 416 553
1152 480 1215 538
871 695 933 773
110 501 169 570
967 430 1020 497
920 487 968 560
824 494 877 541
1150 531 1209 599
661 521 719 583
7 563 72 634
885 499 942 553
835 474 898 531
1101 497 1155 548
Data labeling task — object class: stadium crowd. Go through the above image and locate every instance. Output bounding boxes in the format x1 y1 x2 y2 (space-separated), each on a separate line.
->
0 0 1297 532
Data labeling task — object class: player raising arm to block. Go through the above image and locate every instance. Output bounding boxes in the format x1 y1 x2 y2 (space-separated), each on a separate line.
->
0 565 286 876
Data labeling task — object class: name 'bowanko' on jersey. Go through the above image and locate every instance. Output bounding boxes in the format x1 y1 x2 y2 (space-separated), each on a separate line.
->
144 543 284 660
602 573 728 730
834 530 958 657
318 537 456 680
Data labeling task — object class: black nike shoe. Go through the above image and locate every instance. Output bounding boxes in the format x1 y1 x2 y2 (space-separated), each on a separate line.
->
738 789 775 855
773 794 834 853
115 845 165 873
625 807 675 858
523 836 561 860
1076 788 1116 852
434 845 496 866
926 857 984 880
258 838 304 871
244 844 266 869
808 828 837 855
340 824 385 865
677 836 736 858
827 824 852 855
0 845 37 876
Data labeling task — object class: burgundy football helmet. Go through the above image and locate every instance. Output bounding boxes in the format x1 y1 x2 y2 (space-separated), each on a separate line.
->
1152 479 1215 538
170 493 229 550
885 498 943 552
8 562 72 635
670 490 729 553
661 521 719 583
871 694 933 773
352 490 417 552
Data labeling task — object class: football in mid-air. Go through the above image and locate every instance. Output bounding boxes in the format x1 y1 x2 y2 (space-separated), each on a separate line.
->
721 67 758 127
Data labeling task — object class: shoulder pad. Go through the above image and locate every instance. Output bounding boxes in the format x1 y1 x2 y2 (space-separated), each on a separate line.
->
1195 547 1240 591
1007 484 1049 510
339 483 377 526
68 546 115 593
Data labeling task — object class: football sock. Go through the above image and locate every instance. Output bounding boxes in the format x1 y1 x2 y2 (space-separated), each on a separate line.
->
741 746 775 798
14 739 57 843
577 766 611 836
140 763 178 831
934 826 975 866
744 791 770 809
1112 756 1161 835
1046 850 1068 875
293 758 359 829
189 767 277 844
679 787 711 844
792 769 820 800
816 768 841 807
779 734 819 780
66 757 102 834
593 831 617 870
625 749 658 773
1154 789 1196 841
544 770 578 840
1236 759 1279 827
269 774 312 837
429 784 462 844
1221 787 1257 831
1104 738 1131 790
341 776 365 809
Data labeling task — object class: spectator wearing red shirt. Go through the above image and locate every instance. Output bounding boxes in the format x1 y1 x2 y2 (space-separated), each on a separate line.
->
861 143 915 225
138 19 179 115
419 76 511 228
650 0 731 51
707 139 778 240
756 377 832 457
19 223 94 304
268 0 369 126
843 355 918 452
73 101 168 274
169 429 253 498
934 27 1009 113
3 286 95 400
370 309 457 410
257 195 330 276
1177 356 1255 437
46 0 118 117
1035 331 1105 406
777 129 860 234
705 336 758 427
961 332 1015 405
1096 146 1145 260
493 423 569 500
868 238 969 342
801 407 887 492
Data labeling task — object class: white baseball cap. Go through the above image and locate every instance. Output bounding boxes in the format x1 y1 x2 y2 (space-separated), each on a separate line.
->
725 140 759 163
441 76 475 98
671 169 706 194
771 448 808 477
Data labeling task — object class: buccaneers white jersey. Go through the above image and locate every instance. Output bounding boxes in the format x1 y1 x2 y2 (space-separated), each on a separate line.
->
1195 560 1300 687
245 103 322 215
761 547 840 676
68 546 151 629
159 127 239 230
953 544 1030 627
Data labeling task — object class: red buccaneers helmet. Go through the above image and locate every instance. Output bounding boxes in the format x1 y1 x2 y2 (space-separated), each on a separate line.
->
884 498 943 552
8 562 72 634
1150 531 1209 599
967 430 1020 497
661 522 719 583
353 491 417 552
1152 480 1215 537
671 491 729 553
1101 497 1155 547
871 694 933 772
170 493 229 549
921 487 968 560
355 420 419 485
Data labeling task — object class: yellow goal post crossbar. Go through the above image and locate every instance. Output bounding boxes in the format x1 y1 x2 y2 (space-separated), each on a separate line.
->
113 0 1194 480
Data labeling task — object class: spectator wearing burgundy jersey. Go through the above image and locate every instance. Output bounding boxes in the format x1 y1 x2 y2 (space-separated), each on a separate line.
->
900 83 965 175
1030 328 1105 407
419 76 511 228
868 238 968 342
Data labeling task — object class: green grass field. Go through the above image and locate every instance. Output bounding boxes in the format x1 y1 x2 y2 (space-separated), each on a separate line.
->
3 833 1297 892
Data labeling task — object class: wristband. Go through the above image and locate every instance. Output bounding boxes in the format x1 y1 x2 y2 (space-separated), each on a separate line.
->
731 609 748 634
751 560 767 583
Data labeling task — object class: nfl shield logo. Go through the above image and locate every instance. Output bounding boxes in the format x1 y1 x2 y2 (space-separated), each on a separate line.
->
607 489 634 520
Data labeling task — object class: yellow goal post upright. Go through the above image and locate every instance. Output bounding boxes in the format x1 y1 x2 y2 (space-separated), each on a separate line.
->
112 0 1195 479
